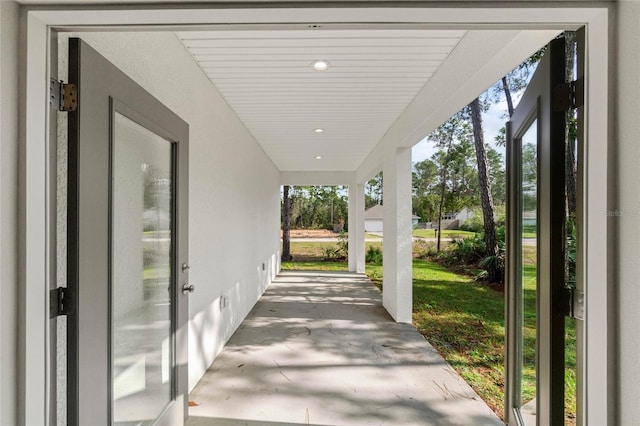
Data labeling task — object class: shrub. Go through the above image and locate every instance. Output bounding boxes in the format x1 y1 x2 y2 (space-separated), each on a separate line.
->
336 231 348 257
446 235 486 265
413 240 437 259
459 208 485 233
365 245 383 264
323 231 348 261
459 206 506 232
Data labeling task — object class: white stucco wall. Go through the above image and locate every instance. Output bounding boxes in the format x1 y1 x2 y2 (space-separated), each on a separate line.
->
615 1 640 423
0 1 19 424
59 32 281 392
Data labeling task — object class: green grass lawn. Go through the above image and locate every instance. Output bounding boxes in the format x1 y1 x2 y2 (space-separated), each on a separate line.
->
281 261 348 271
280 243 576 423
282 241 383 261
412 229 476 239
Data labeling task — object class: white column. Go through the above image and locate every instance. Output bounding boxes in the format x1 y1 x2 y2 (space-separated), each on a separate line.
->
348 183 365 273
382 148 412 323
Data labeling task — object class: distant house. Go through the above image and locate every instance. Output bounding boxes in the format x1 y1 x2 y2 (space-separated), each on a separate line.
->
442 207 473 225
522 210 537 226
418 207 473 230
364 204 420 232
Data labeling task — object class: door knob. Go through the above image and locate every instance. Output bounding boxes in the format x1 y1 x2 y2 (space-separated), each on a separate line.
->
182 283 195 294
182 263 190 273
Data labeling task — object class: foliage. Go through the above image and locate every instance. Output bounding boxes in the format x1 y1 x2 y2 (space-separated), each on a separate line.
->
281 261 347 272
413 229 475 238
459 208 486 233
411 100 507 226
412 160 440 222
459 206 506 233
365 172 383 208
566 216 577 289
486 146 506 205
446 235 487 265
477 245 505 282
489 47 544 115
413 239 438 259
282 185 348 231
433 221 506 283
365 245 383 264
322 231 348 261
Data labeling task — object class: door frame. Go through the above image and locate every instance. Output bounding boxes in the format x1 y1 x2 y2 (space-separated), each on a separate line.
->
20 4 610 426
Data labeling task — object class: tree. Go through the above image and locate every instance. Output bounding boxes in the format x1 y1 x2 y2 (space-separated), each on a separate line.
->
281 185 292 261
470 98 500 282
486 147 506 205
412 159 439 222
427 114 470 251
365 172 383 208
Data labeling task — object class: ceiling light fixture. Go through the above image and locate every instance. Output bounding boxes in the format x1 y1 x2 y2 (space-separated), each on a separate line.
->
311 60 330 71
315 156 323 160
314 128 325 133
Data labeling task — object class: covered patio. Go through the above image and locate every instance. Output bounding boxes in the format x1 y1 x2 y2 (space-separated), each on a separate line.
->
1 2 615 425
187 270 502 425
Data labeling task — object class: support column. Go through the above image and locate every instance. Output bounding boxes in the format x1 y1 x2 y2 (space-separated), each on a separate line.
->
348 183 365 273
382 148 412 323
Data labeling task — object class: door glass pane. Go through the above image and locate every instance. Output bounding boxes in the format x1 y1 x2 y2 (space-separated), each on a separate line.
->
112 112 173 425
519 120 537 425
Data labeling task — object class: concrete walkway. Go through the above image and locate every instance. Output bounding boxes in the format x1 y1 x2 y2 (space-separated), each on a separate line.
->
187 271 503 426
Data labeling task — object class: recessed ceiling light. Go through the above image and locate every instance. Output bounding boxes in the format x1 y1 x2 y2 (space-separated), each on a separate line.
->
314 128 325 133
311 60 330 71
315 156 323 160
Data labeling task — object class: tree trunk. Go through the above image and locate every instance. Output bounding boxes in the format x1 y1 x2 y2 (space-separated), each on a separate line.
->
502 76 515 118
281 185 292 261
436 183 445 252
565 31 578 217
470 98 500 282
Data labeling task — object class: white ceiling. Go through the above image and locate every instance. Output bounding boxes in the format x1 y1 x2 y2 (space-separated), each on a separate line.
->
177 29 466 172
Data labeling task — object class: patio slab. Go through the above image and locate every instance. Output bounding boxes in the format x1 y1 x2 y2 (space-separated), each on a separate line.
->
187 270 503 426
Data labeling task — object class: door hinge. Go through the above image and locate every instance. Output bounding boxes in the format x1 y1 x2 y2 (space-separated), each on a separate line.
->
562 287 584 320
50 287 73 318
50 79 78 112
553 77 584 112
568 287 585 320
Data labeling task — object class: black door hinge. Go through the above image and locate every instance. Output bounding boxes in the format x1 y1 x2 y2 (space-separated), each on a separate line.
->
554 77 584 112
50 287 73 318
50 79 78 112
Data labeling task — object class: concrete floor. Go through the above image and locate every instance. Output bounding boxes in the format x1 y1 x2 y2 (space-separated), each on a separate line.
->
186 270 503 426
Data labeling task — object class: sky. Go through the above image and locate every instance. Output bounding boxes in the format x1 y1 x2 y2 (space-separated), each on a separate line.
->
411 97 510 164
410 59 534 165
